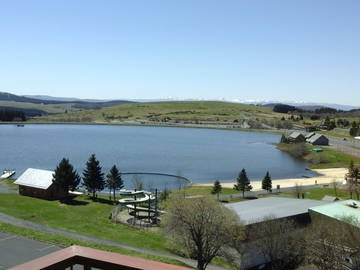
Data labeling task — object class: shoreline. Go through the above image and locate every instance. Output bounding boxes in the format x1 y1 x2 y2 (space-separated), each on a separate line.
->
193 168 348 191
0 121 284 136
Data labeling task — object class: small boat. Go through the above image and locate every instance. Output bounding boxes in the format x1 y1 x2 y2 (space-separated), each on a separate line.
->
16 124 25 127
0 170 16 179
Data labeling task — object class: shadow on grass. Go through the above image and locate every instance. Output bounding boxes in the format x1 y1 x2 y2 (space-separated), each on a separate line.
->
60 199 89 206
87 196 117 205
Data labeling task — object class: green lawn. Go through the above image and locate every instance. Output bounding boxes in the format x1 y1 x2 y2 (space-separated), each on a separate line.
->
307 146 360 169
0 222 188 267
278 187 351 200
0 194 167 252
277 143 360 169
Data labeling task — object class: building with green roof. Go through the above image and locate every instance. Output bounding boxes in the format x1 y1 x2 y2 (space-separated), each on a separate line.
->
309 200 360 226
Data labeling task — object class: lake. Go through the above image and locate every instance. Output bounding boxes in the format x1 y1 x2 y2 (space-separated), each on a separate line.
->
0 124 314 190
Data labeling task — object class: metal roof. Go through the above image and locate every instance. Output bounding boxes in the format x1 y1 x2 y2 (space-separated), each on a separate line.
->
309 200 360 225
305 132 316 139
14 168 54 190
9 245 192 270
225 197 329 224
307 134 328 143
289 132 304 139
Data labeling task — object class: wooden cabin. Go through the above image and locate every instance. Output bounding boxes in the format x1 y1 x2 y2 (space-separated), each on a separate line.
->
14 168 67 199
307 134 329 146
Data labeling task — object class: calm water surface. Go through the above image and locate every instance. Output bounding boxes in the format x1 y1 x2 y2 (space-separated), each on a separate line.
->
0 125 314 189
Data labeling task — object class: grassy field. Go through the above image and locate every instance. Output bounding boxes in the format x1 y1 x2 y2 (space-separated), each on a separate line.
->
278 187 350 200
278 143 360 169
0 222 188 267
173 185 240 196
307 146 360 169
35 101 285 123
0 194 168 252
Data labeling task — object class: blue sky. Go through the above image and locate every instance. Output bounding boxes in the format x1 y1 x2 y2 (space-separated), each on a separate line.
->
0 0 359 105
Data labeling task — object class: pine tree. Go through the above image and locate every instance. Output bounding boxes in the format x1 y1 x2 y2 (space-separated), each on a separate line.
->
324 116 331 129
106 165 124 201
234 169 252 197
329 120 336 130
280 134 288 144
52 158 80 195
211 180 222 200
262 171 272 192
350 121 360 137
83 154 105 199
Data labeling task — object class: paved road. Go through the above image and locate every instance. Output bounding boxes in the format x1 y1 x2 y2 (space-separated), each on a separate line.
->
0 212 226 270
0 231 61 269
328 137 360 158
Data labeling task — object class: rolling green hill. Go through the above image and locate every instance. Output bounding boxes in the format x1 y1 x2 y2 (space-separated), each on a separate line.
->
35 101 286 125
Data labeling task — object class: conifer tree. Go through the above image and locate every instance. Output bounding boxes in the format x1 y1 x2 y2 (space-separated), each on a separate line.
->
262 171 272 192
324 116 331 129
234 169 252 197
211 180 222 200
53 158 80 195
280 134 288 144
106 165 124 201
350 121 359 137
83 154 104 199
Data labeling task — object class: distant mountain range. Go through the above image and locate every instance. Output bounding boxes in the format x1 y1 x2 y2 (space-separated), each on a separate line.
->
23 95 112 103
0 92 134 116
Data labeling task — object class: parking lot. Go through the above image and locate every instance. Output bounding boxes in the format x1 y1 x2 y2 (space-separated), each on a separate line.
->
0 232 61 269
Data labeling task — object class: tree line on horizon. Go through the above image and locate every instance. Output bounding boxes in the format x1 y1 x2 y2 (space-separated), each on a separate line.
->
52 154 124 201
0 108 26 121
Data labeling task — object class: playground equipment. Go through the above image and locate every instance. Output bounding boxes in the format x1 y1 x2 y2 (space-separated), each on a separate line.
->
118 189 162 226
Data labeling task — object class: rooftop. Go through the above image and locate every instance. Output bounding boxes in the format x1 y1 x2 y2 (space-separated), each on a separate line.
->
9 245 191 270
14 168 54 190
307 133 327 143
289 132 304 139
309 199 360 225
225 197 329 224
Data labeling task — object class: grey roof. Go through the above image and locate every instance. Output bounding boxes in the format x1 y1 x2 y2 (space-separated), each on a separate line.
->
289 132 304 139
305 132 316 139
14 168 54 190
225 197 329 225
307 134 328 144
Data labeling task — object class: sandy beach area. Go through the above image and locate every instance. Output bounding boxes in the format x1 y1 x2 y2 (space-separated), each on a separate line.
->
195 168 348 191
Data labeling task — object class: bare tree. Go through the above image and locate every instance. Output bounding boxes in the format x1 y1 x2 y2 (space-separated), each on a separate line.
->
176 170 184 190
162 196 243 270
222 225 248 269
293 183 303 199
347 180 356 199
355 184 360 200
331 178 339 197
248 216 304 270
131 175 143 190
305 215 360 270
